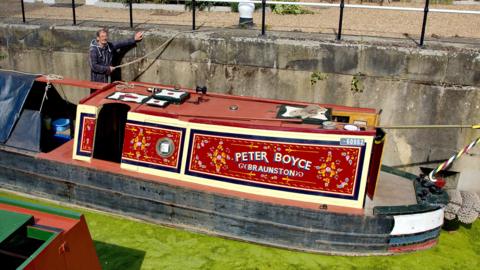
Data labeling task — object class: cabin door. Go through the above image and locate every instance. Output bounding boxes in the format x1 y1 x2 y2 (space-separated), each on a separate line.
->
93 103 130 163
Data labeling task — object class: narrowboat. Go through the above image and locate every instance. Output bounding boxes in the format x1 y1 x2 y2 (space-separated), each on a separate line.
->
0 70 447 255
0 196 100 270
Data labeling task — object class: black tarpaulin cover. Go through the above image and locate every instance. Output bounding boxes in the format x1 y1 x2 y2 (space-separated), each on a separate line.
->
0 70 38 143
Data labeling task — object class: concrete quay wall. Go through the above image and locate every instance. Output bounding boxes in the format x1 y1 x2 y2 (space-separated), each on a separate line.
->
0 23 479 173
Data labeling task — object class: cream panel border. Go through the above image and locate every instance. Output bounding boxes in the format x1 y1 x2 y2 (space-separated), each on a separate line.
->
72 104 98 162
121 112 190 178
124 113 374 209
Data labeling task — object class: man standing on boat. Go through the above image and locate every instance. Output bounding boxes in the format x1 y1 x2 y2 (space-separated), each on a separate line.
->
89 28 144 83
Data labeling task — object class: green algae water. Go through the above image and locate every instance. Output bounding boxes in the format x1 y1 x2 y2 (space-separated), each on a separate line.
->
0 190 478 270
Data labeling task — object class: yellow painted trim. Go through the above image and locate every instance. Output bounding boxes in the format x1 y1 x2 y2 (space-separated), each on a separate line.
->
331 110 378 127
180 128 191 175
371 136 387 200
121 114 375 209
127 112 145 122
121 162 138 172
72 105 98 162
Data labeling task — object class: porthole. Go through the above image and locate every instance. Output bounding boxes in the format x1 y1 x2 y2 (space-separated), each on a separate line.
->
156 137 175 158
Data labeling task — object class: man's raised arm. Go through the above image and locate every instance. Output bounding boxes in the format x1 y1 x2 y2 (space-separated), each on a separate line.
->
112 31 144 50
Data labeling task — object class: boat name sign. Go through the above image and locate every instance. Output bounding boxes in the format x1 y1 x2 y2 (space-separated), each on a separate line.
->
188 133 364 197
235 151 312 171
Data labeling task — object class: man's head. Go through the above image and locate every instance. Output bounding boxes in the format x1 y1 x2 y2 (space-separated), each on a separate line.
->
96 28 109 47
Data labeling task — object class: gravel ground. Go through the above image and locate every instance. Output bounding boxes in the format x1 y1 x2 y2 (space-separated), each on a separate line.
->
1 0 480 39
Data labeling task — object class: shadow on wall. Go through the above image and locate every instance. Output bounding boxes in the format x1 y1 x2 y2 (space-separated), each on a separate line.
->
111 43 137 82
94 241 146 270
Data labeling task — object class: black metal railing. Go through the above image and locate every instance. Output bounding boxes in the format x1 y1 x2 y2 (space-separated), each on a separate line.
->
72 0 76 25
20 0 26 23
420 0 430 47
192 0 196 30
18 0 479 47
129 0 133 28
261 0 266 36
337 0 344 41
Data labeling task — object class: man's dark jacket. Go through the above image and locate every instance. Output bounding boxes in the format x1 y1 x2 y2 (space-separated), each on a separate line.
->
89 38 136 83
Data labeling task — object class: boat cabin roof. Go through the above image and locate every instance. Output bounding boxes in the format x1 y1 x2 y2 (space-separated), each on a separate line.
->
69 80 379 136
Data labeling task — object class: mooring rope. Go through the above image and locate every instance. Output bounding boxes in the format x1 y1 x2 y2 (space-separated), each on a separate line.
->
38 82 51 113
38 74 64 113
111 20 267 71
429 126 480 182
112 23 208 70
113 32 183 69
378 124 480 129
44 74 64 82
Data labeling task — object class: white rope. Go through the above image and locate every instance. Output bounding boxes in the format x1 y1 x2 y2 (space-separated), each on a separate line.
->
115 81 136 91
44 74 64 82
39 83 51 113
38 74 63 113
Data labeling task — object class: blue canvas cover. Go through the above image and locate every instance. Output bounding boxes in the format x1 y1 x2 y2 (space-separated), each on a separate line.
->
0 70 38 143
5 109 41 152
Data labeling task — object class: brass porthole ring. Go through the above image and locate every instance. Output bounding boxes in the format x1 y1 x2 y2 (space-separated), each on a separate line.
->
156 137 175 158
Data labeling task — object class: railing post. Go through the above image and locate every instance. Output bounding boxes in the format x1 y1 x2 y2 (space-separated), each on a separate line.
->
72 0 77 25
21 0 26 23
419 0 430 47
129 0 133 28
337 0 345 40
192 0 196 31
261 0 266 36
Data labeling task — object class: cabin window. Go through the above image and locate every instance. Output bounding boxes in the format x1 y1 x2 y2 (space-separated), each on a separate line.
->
331 115 350 123
93 103 130 163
